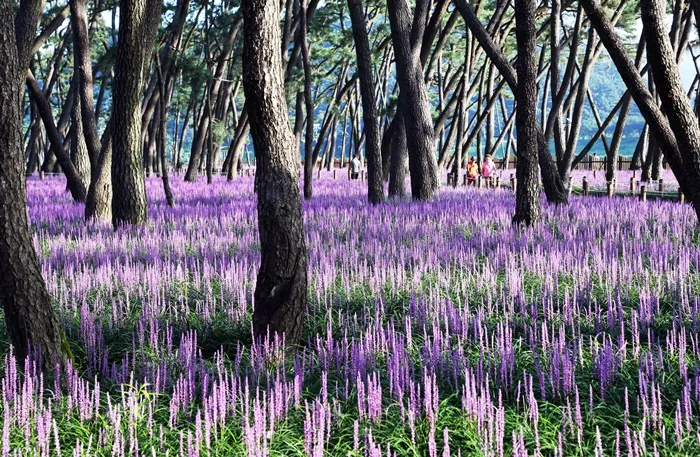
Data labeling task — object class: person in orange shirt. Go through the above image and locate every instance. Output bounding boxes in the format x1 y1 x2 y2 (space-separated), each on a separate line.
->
466 156 479 186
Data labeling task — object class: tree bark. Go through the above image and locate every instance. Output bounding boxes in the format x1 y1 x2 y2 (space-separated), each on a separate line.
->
70 91 91 189
0 0 70 367
111 0 162 228
512 0 540 225
243 0 308 344
348 0 384 204
387 0 439 200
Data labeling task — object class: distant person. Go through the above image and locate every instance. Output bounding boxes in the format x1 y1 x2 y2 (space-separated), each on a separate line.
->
482 154 496 187
466 157 479 186
351 155 362 180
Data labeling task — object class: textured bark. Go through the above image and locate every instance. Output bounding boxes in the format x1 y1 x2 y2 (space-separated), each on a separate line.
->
111 0 162 228
348 0 384 204
512 0 540 225
454 0 568 205
243 0 308 344
1 0 70 367
388 112 408 198
70 92 91 189
387 0 438 200
85 133 113 221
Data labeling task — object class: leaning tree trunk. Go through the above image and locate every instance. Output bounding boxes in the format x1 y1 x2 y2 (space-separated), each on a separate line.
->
0 0 70 367
243 0 308 344
512 0 540 225
348 0 384 204
387 0 439 200
111 0 162 229
581 0 700 217
26 73 88 202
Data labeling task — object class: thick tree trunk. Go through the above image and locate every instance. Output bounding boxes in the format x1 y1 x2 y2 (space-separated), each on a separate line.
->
348 0 384 204
0 0 70 367
388 112 408 198
85 134 113 221
512 0 540 225
387 0 439 200
70 93 92 189
111 0 162 228
243 0 308 344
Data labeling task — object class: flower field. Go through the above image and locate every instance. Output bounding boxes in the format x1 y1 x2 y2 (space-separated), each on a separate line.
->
3 176 700 456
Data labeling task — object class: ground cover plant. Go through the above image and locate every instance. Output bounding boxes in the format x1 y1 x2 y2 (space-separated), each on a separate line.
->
2 176 699 456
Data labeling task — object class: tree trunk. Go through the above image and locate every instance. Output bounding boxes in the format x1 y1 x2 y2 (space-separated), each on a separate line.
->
0 0 70 367
512 0 540 225
70 85 91 189
348 0 384 204
243 0 308 344
388 112 408 198
387 0 439 200
26 72 88 202
156 57 175 207
111 0 162 228
301 0 314 200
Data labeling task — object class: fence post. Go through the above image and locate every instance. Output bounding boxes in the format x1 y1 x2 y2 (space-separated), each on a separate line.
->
640 185 647 202
630 177 635 195
510 174 515 192
333 170 337 180
583 176 589 196
477 176 482 188
658 179 664 195
679 189 685 203
618 155 623 171
495 176 501 188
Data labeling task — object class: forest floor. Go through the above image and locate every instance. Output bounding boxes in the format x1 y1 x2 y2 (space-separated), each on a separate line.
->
2 175 699 456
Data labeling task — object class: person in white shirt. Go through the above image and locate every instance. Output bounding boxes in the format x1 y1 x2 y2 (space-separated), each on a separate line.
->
351 155 362 180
